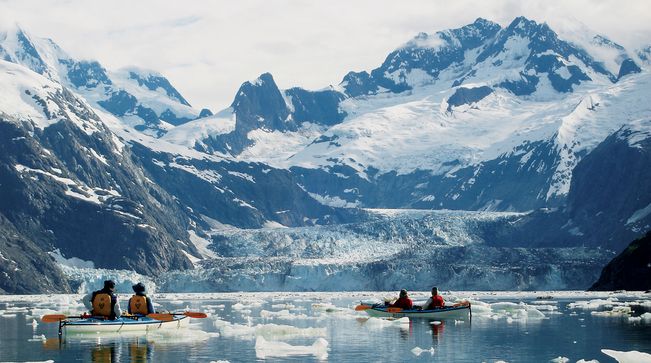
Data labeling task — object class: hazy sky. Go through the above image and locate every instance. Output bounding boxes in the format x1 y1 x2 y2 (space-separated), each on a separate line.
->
1 0 650 112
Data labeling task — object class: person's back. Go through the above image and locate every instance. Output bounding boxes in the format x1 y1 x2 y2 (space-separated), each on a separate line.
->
86 280 122 320
423 287 445 310
390 289 413 309
128 282 155 316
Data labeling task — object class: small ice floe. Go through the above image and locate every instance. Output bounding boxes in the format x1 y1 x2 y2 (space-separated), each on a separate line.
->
255 336 328 360
576 359 599 363
168 300 185 305
209 360 230 363
568 298 620 311
363 317 409 329
1 314 17 318
550 356 569 363
260 309 310 320
28 334 46 342
430 321 442 325
411 346 435 356
255 323 327 340
271 303 295 310
591 306 632 317
602 348 651 363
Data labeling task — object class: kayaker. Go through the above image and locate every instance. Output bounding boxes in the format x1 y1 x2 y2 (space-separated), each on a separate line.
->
422 287 445 310
390 289 414 309
83 280 122 320
128 282 155 316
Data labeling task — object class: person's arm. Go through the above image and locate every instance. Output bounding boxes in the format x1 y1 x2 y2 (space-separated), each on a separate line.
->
422 297 432 310
146 297 155 314
114 297 122 318
82 293 93 311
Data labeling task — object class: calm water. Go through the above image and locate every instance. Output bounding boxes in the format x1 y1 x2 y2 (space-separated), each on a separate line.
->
0 291 650 362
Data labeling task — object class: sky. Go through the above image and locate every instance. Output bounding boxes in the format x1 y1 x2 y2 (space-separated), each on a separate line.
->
1 0 650 112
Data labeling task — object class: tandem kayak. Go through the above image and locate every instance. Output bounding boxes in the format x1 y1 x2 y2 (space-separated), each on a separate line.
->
365 304 471 319
60 315 189 334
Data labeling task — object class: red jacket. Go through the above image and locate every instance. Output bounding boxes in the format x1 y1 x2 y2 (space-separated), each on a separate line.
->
391 296 413 309
425 295 445 309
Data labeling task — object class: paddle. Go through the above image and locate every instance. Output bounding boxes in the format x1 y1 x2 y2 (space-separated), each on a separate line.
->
146 311 208 321
354 304 372 311
41 314 85 323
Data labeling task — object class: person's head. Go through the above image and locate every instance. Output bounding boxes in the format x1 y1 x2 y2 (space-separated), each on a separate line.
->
431 287 439 296
132 282 146 294
103 280 116 292
400 289 408 298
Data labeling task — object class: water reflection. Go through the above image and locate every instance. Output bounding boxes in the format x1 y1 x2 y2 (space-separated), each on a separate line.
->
91 344 116 363
430 320 445 344
44 336 154 363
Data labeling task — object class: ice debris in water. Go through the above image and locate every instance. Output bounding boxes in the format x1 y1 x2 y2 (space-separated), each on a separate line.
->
602 349 651 363
362 316 410 329
550 357 570 363
411 346 435 356
255 336 329 360
591 306 632 317
259 309 311 320
215 319 326 340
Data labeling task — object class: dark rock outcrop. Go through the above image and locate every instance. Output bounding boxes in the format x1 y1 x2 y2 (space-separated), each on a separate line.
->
589 231 651 291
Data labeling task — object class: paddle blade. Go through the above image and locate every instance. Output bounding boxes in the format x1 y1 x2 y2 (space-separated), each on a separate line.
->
355 304 372 311
41 314 67 323
146 313 174 321
387 307 403 313
183 312 207 318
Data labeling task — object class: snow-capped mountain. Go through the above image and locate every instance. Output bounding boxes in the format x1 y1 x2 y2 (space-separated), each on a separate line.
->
0 25 205 136
181 16 648 215
0 17 649 293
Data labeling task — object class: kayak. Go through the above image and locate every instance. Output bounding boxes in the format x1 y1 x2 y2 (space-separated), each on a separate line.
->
365 305 471 319
60 315 189 334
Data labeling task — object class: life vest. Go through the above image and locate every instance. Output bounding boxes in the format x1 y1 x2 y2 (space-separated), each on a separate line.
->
129 295 149 315
92 293 113 317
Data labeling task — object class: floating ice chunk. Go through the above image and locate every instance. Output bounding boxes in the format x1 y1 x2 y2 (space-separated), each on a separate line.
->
411 346 435 356
591 306 631 317
1 314 17 318
525 308 546 319
576 360 599 363
550 357 569 363
255 336 328 360
255 323 327 340
271 303 295 310
639 312 651 322
568 299 619 311
602 349 651 363
260 309 310 320
430 321 442 325
28 334 46 342
364 316 409 329
210 361 230 363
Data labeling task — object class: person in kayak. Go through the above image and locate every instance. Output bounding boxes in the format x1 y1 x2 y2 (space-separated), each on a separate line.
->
128 282 155 316
389 289 414 309
422 287 445 310
82 280 122 319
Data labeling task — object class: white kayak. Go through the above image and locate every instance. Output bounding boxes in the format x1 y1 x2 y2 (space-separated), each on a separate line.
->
61 315 189 334
365 304 471 319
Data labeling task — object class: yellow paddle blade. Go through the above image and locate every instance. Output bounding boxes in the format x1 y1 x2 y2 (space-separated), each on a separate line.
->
183 311 207 318
41 314 67 323
146 313 174 321
354 304 372 311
